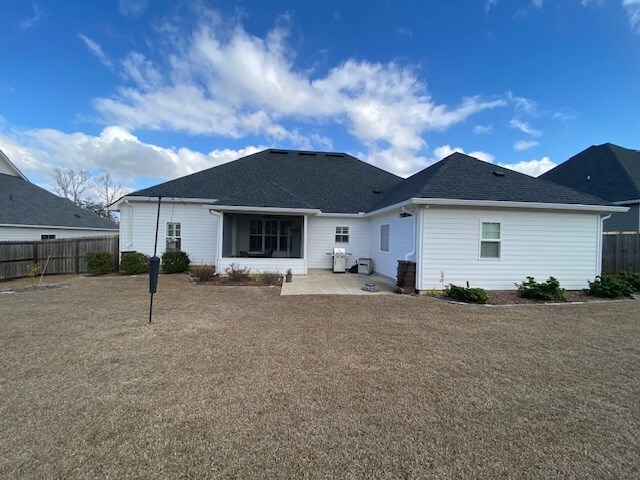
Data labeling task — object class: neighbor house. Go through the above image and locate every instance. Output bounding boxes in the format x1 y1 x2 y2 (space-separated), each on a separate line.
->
110 149 625 290
0 149 118 241
540 143 640 232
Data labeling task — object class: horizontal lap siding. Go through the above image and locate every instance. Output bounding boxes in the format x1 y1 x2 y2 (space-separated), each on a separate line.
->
0 226 117 241
421 207 600 290
368 211 415 279
121 202 218 265
307 217 370 269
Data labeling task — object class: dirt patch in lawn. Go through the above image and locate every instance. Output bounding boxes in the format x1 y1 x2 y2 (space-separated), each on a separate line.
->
0 283 70 294
0 274 638 479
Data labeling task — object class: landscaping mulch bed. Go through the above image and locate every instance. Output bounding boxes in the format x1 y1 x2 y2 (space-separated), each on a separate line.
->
431 290 625 305
195 276 281 287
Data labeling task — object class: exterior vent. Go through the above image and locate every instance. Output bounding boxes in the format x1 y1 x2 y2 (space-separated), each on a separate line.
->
373 188 382 194
492 170 506 177
298 152 317 156
326 153 344 158
270 150 289 155
74 213 81 218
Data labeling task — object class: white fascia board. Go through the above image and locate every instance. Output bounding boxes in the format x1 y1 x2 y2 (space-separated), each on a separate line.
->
409 198 628 213
205 205 322 215
0 223 118 231
315 212 366 218
110 196 218 210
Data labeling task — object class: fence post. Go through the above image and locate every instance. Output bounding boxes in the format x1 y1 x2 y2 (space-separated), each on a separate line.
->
32 241 38 265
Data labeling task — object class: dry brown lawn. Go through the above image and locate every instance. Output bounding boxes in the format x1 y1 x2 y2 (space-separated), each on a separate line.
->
1 274 639 479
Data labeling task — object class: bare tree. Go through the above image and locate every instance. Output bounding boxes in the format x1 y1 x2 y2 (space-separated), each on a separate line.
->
93 173 124 207
52 168 92 204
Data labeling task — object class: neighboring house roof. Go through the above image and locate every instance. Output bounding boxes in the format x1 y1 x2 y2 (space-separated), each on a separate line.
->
126 149 614 214
375 152 613 209
130 150 404 214
540 143 640 203
0 173 118 230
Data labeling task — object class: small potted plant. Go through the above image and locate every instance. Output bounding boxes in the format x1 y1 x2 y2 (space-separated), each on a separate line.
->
285 268 293 283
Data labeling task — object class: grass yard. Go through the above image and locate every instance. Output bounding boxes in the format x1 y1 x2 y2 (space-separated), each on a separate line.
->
1 274 638 478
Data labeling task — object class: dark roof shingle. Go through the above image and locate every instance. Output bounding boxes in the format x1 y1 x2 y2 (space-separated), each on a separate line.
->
0 174 118 230
540 143 640 203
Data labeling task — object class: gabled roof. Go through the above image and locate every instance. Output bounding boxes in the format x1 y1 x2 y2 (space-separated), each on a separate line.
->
0 149 27 180
540 143 640 203
129 149 404 214
0 173 118 230
374 152 613 209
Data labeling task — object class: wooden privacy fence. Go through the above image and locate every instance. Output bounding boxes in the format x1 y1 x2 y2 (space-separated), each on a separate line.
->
0 236 119 281
602 233 640 274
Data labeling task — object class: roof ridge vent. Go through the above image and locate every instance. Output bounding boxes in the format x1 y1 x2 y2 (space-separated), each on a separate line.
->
298 152 317 156
270 150 289 155
326 153 344 158
492 170 506 177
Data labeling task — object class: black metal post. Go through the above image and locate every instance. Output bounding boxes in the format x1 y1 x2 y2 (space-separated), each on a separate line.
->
149 196 162 323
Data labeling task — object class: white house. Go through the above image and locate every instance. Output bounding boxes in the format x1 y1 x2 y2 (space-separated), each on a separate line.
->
110 149 626 291
0 149 118 241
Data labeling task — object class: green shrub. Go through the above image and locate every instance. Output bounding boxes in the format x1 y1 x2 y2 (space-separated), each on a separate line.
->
613 271 640 291
161 251 190 274
444 284 489 304
587 275 633 298
225 263 251 282
252 271 281 286
189 264 216 281
86 251 113 276
516 276 566 301
120 251 149 275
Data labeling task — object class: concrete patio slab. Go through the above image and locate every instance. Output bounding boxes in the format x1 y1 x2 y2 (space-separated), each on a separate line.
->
281 269 396 296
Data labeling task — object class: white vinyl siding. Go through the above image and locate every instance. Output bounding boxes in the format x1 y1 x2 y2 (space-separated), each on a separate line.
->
306 216 369 269
119 202 219 265
0 226 117 242
368 211 415 279
420 206 600 290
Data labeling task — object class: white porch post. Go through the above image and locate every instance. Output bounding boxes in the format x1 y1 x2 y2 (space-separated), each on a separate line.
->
217 211 224 269
303 214 308 274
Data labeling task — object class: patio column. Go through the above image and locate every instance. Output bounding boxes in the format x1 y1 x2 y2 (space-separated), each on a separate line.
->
303 214 308 273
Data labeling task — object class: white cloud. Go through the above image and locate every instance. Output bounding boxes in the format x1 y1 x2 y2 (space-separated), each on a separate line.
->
532 0 544 9
553 109 577 121
19 3 42 29
506 91 537 115
118 0 148 17
473 124 493 134
78 34 113 68
92 13 507 175
623 0 640 32
500 157 556 177
513 140 539 151
485 0 498 13
0 126 262 189
433 145 495 164
510 118 542 136
396 27 413 37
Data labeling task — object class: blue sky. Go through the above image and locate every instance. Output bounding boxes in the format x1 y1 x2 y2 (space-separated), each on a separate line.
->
1 0 639 194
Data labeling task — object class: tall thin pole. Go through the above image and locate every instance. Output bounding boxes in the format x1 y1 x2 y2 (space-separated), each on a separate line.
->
149 196 162 324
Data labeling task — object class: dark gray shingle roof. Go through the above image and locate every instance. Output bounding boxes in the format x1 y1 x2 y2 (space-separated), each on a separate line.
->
374 152 614 209
0 173 118 230
130 149 404 213
540 143 640 203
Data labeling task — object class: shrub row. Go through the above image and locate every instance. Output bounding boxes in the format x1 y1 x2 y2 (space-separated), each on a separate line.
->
444 284 489 304
517 276 566 301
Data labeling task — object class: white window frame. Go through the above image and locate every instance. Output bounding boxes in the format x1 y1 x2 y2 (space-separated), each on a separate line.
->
249 218 293 253
380 224 390 252
40 234 56 240
479 221 501 260
335 226 349 243
166 222 182 252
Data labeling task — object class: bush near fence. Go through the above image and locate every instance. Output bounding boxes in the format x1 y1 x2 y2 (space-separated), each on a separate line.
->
0 236 119 281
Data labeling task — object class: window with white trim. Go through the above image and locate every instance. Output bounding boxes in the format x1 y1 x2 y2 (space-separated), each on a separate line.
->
335 226 349 243
480 222 501 259
166 222 181 251
380 224 390 252
249 219 293 253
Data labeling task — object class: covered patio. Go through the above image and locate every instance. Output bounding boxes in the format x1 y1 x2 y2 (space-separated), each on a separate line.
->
281 269 395 296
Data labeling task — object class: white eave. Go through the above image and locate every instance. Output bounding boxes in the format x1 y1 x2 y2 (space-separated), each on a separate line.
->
366 197 628 216
0 223 118 231
205 205 322 215
109 195 219 210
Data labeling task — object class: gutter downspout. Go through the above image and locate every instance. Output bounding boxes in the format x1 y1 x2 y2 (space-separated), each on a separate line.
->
596 213 611 278
401 205 416 261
